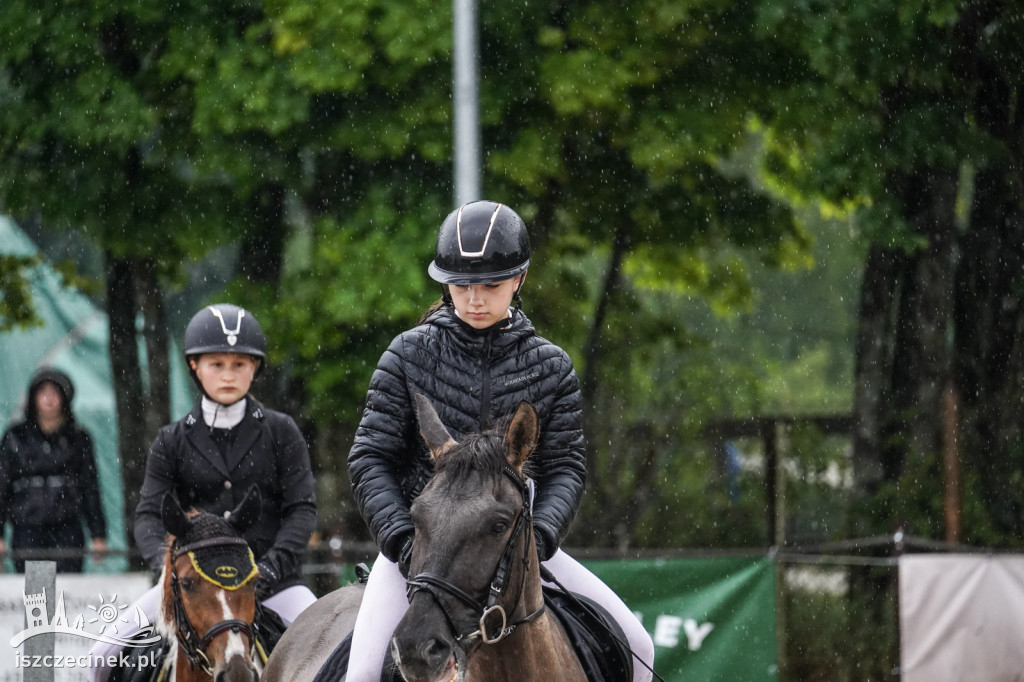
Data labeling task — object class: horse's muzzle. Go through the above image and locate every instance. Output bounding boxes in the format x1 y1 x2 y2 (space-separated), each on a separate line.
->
392 623 467 682
213 656 259 682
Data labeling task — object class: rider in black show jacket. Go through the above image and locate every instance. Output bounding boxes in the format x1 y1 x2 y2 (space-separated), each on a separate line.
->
348 301 587 568
134 400 317 595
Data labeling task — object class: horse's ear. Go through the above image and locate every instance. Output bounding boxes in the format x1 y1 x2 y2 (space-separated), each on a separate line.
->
228 485 262 534
414 393 457 461
161 492 192 539
505 401 539 470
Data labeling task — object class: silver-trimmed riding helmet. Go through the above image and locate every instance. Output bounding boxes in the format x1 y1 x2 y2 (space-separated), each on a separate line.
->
183 304 266 373
428 201 531 285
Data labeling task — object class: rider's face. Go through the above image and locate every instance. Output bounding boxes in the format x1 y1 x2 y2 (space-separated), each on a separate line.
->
190 353 258 405
448 274 525 330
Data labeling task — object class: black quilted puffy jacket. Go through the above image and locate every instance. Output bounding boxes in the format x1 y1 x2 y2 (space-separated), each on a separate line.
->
347 305 587 564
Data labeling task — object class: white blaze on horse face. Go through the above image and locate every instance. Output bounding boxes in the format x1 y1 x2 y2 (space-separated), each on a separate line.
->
217 591 249 661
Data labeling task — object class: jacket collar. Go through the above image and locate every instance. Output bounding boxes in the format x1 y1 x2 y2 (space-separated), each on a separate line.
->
426 306 535 356
183 399 265 476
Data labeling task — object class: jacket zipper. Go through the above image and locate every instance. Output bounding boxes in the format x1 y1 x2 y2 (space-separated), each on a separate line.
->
480 332 493 430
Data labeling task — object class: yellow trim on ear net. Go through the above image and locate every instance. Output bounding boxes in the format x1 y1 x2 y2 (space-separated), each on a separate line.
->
187 547 259 590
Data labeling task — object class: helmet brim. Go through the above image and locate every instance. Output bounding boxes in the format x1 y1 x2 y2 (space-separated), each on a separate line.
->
184 345 266 359
428 260 530 285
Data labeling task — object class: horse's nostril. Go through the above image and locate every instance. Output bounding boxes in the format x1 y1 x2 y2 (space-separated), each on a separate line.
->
214 658 259 682
423 637 450 665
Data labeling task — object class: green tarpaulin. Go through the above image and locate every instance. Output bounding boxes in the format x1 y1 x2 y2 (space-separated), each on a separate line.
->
0 215 193 572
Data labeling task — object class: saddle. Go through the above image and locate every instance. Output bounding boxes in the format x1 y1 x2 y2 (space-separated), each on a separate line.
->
312 586 633 682
107 605 287 682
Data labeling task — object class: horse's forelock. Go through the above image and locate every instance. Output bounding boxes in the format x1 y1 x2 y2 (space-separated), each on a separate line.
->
434 432 507 482
433 425 539 485
179 509 239 545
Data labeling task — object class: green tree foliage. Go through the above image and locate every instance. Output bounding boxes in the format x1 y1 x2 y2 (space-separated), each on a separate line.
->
752 0 1024 545
0 0 858 549
0 254 40 332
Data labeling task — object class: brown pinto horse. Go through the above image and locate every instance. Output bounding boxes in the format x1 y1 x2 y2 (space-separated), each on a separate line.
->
154 488 264 682
263 396 585 682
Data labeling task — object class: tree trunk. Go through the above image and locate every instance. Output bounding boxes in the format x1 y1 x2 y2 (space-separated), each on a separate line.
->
957 162 1024 535
239 182 286 286
237 182 289 407
889 168 959 475
851 245 900 496
580 222 629 479
106 252 147 556
851 167 958 536
136 258 171 439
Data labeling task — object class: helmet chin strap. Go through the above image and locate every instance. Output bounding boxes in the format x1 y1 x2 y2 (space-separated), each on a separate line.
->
511 289 524 317
438 282 525 317
511 273 526 317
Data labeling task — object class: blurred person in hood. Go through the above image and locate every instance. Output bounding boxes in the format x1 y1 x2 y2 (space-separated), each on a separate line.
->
0 367 107 572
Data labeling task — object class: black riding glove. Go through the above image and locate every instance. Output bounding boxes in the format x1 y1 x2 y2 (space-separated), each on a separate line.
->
534 528 554 562
255 560 278 600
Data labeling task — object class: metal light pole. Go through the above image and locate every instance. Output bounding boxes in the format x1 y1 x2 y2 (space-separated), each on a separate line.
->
453 0 481 206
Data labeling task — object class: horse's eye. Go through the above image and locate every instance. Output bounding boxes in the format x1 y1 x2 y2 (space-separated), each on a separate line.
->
491 521 509 535
179 577 196 593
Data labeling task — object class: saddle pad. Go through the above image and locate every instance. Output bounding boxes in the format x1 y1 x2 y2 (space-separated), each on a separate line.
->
543 585 634 682
313 588 632 682
313 632 353 682
106 641 170 682
312 632 405 682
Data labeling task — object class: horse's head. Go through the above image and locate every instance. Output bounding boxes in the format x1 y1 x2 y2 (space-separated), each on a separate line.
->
160 486 262 682
392 394 542 682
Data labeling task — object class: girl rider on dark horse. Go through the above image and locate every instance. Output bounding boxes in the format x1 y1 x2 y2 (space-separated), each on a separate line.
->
89 304 318 682
346 200 655 681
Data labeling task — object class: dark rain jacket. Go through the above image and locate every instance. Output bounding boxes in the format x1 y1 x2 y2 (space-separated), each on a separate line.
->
134 400 317 595
348 306 587 563
0 418 106 537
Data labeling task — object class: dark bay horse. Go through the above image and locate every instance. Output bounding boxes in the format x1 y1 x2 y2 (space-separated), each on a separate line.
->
134 488 264 682
263 395 585 682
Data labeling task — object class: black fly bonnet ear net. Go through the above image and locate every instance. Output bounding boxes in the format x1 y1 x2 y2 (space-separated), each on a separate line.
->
172 512 258 590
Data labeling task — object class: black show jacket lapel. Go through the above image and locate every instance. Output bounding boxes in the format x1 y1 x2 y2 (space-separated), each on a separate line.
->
225 403 265 472
182 406 231 479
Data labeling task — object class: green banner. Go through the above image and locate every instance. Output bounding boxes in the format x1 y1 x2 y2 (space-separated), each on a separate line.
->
585 556 777 682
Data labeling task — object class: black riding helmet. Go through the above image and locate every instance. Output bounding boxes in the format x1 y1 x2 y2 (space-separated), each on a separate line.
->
183 304 267 377
428 201 531 285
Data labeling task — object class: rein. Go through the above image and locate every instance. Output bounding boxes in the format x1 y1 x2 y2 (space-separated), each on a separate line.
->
406 465 545 645
169 536 259 676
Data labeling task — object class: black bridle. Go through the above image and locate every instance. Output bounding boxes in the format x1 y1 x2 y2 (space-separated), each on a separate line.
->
169 537 259 676
405 465 545 645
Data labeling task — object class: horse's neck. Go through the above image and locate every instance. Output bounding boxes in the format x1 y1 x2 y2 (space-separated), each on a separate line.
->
467 613 587 682
467 548 586 681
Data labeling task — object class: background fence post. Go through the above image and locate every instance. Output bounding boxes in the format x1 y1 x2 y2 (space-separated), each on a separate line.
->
23 560 56 682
